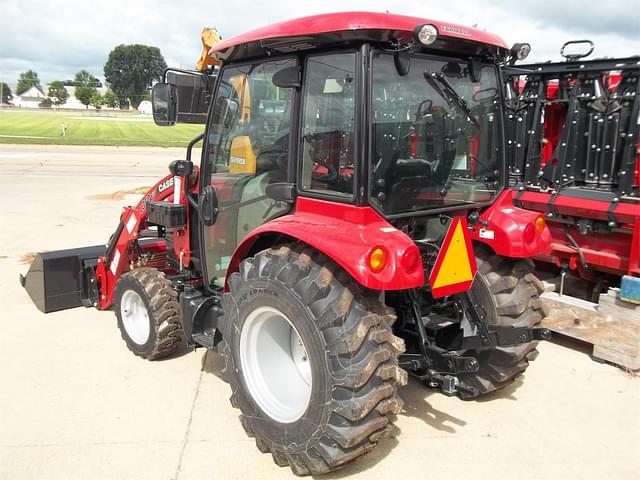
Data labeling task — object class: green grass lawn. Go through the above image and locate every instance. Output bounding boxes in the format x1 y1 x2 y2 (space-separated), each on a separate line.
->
0 108 204 147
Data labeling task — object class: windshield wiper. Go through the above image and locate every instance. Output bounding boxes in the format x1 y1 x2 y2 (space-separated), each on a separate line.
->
423 70 480 129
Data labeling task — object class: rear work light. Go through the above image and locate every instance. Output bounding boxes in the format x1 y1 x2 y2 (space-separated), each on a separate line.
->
511 43 531 61
414 24 438 46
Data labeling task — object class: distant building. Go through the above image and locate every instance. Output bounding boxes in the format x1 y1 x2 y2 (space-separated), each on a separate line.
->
138 100 152 114
61 86 91 109
13 86 47 108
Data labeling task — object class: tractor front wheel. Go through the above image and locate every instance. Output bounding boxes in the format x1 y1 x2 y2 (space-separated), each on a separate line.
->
114 268 183 360
220 246 407 476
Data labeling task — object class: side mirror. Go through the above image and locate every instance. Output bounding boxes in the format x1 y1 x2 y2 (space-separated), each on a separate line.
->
199 185 219 226
169 159 193 177
152 83 178 126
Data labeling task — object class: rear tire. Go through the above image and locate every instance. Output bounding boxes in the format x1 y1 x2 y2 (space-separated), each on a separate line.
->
457 245 547 398
220 245 407 476
114 268 183 360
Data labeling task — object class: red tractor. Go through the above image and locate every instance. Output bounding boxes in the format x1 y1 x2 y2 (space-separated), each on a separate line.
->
21 13 551 475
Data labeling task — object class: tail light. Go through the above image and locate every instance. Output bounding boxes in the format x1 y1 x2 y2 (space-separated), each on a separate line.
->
523 223 536 243
400 247 420 273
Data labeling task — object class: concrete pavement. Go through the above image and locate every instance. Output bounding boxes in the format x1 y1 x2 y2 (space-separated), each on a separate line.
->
0 145 638 480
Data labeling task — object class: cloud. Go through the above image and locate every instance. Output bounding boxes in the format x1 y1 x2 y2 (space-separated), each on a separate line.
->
489 0 640 40
1 0 638 86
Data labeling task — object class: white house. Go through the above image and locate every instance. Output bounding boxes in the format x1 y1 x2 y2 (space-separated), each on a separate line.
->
13 86 47 108
138 100 152 114
59 86 89 109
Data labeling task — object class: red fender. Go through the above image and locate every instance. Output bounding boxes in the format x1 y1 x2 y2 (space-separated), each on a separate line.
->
227 196 424 291
472 189 551 258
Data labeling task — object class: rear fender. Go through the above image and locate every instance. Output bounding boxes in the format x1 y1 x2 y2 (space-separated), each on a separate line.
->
472 189 551 258
226 197 424 291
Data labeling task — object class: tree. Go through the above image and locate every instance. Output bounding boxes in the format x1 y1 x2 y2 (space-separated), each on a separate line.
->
104 44 166 108
47 81 69 107
0 83 11 103
102 89 119 109
74 70 98 108
16 70 42 95
39 98 52 108
90 92 103 110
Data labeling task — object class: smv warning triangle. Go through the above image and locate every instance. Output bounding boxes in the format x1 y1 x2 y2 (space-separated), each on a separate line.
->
428 217 477 298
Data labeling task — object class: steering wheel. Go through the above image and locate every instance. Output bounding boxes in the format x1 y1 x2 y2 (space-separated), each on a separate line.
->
304 131 334 143
311 161 338 183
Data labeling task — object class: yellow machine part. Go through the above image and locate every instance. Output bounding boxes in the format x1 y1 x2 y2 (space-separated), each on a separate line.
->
229 136 256 174
228 75 252 123
196 27 222 71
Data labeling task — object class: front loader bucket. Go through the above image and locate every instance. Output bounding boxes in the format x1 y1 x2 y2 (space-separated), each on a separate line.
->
19 245 105 313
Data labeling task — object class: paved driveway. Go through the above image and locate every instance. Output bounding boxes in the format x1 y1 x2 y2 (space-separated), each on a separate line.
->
0 145 638 479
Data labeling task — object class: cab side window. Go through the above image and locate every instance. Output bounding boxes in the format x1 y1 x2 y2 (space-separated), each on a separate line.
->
202 58 295 283
206 59 293 176
300 53 356 197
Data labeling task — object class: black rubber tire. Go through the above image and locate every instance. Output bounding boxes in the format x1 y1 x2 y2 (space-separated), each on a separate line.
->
220 245 407 476
457 245 547 398
114 267 183 360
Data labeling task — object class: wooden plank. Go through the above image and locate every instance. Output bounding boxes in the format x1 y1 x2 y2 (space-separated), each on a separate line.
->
540 289 640 370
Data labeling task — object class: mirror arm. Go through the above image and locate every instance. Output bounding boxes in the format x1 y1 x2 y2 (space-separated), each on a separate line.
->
186 132 205 163
185 132 205 210
186 193 199 210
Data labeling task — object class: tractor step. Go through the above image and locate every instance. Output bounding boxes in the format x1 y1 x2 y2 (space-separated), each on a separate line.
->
191 333 217 349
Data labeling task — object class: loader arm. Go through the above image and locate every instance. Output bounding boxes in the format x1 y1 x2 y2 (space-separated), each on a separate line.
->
95 167 199 310
21 167 199 313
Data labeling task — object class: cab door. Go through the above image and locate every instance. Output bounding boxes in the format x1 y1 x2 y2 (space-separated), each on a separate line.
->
200 58 296 287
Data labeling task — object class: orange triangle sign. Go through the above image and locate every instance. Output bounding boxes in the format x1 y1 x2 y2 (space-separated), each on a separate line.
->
428 217 477 298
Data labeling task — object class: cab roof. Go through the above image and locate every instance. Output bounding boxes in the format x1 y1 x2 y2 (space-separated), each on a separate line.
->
210 11 509 62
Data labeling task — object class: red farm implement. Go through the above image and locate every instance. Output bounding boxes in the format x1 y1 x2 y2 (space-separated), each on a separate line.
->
503 45 640 368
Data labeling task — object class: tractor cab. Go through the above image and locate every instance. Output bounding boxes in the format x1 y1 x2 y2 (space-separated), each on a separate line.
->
152 12 538 289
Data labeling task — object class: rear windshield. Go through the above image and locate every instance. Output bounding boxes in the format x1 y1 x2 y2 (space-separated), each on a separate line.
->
370 52 503 216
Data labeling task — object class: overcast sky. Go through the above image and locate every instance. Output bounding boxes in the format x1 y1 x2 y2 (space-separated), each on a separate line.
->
1 0 638 87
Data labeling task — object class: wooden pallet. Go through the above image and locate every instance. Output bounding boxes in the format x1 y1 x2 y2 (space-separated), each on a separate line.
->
540 289 640 370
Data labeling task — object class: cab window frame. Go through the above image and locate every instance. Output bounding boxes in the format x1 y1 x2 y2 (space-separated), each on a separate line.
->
297 48 362 204
366 48 507 219
198 54 300 289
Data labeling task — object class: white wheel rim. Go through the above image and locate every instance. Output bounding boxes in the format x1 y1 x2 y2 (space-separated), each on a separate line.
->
240 306 312 423
121 290 151 345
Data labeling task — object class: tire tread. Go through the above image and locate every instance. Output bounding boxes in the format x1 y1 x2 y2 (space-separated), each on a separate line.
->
222 245 406 475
